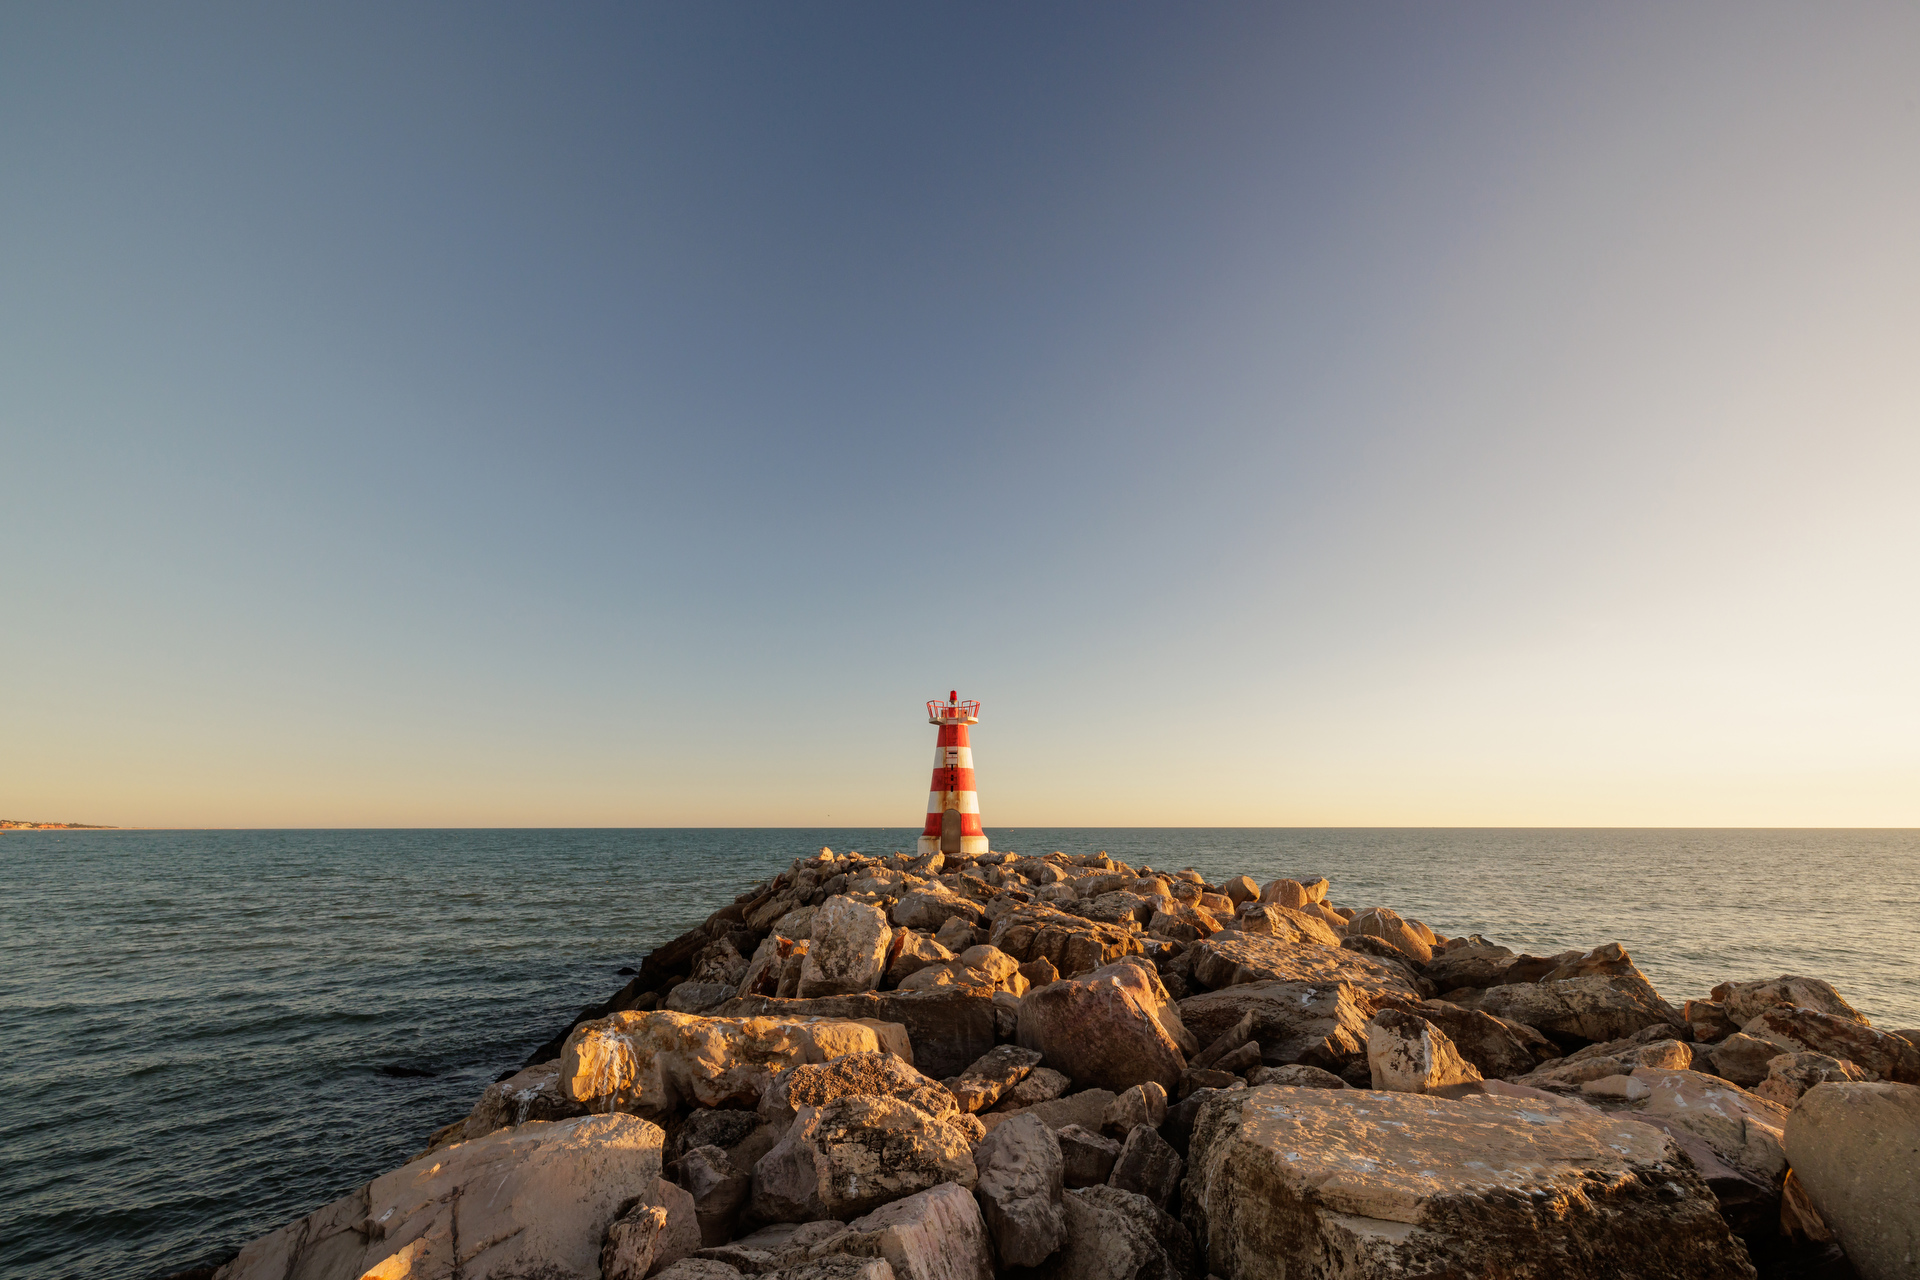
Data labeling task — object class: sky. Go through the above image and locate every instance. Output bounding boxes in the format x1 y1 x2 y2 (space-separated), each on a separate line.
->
3 3 1917 828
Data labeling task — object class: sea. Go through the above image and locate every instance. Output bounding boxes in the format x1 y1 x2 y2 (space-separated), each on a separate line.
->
2 828 1916 1280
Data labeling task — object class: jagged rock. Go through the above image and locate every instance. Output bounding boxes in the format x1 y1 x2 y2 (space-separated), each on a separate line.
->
656 1260 745 1280
1753 1051 1868 1106
760 1052 957 1127
988 904 1143 979
800 897 893 997
888 933 956 987
979 1089 1116 1136
1055 1125 1122 1188
700 1216 849 1270
1212 1041 1264 1074
1177 980 1375 1073
933 916 980 953
1345 907 1433 964
1017 961 1189 1094
1711 976 1868 1027
676 1145 751 1246
1222 876 1258 906
1703 1032 1783 1088
461 1060 584 1141
1742 1005 1920 1083
1579 1068 1788 1240
1183 1086 1756 1280
1367 994 1549 1079
603 1178 702 1280
1188 1011 1255 1070
669 982 743 1014
1107 1124 1181 1211
741 937 808 999
1467 966 1685 1047
1365 1010 1483 1094
559 1011 899 1116
1686 999 1742 1044
1423 940 1518 993
1178 1067 1240 1097
693 939 754 988
751 1096 977 1222
945 1044 1041 1113
989 1067 1070 1112
1519 1036 1693 1090
1100 1082 1168 1135
779 1259 897 1280
1785 1082 1920 1280
1028 1185 1195 1280
1235 903 1341 948
667 1107 768 1168
834 1183 993 1280
217 1115 667 1280
1145 901 1221 943
900 945 1027 997
1017 957 1059 989
1184 933 1413 993
720 989 995 1081
1244 1063 1345 1088
971 1112 1067 1266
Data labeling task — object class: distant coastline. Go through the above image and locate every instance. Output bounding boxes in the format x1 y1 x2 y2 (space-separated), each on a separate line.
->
0 819 117 829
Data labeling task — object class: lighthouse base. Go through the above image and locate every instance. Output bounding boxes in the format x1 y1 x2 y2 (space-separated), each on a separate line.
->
918 834 991 857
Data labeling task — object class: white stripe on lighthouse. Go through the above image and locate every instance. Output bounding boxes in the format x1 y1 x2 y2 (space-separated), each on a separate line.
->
926 790 981 815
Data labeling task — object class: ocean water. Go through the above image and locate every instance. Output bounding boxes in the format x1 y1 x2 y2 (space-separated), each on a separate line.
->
2 827 1916 1280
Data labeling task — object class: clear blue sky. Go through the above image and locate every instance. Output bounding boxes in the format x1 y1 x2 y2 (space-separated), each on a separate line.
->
4 3 1917 826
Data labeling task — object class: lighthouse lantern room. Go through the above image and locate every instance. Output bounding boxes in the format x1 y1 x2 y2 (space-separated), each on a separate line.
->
920 691 988 857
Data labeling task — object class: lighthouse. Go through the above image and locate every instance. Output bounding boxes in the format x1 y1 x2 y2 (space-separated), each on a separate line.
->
920 691 989 857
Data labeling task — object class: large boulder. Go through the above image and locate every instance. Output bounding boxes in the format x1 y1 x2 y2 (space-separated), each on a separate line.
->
1029 1186 1196 1280
1467 968 1685 1047
1709 1032 1786 1088
1784 1082 1920 1280
1742 1005 1920 1083
1344 907 1433 964
1018 961 1190 1094
751 1096 978 1222
1177 980 1376 1074
602 1178 702 1280
459 1060 585 1141
834 1182 994 1280
1183 1085 1756 1280
1056 1125 1122 1188
971 1112 1067 1267
1363 1010 1483 1094
1710 976 1868 1027
217 1115 667 1280
721 990 996 1080
1185 934 1413 994
979 1089 1118 1137
1752 1051 1868 1106
1517 1038 1693 1090
946 1045 1042 1113
1367 994 1552 1079
801 897 894 997
887 933 956 987
759 1052 958 1127
988 904 1143 978
558 1011 899 1116
1107 1124 1182 1211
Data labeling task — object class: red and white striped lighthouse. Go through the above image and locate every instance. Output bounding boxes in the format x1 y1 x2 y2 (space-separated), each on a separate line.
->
919 691 988 857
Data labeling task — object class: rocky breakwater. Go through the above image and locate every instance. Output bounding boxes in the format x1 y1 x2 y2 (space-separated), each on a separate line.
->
212 848 1919 1280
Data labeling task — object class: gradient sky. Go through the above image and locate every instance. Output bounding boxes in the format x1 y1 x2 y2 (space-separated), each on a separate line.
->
4 3 1917 828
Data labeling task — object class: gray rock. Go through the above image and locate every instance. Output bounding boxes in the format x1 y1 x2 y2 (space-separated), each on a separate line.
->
946 1044 1041 1113
1029 1185 1195 1280
1055 1124 1122 1188
836 1182 993 1280
1244 1064 1345 1089
800 897 893 997
1753 1051 1869 1107
1710 976 1868 1027
990 1067 1070 1111
1785 1082 1920 1280
978 1089 1116 1136
1100 1082 1168 1135
750 1096 977 1223
1017 962 1189 1095
676 1145 750 1246
1365 1010 1484 1094
1107 1124 1182 1211
971 1112 1067 1267
1710 1032 1786 1087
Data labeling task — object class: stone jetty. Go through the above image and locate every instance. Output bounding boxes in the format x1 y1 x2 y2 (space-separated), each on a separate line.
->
212 847 1920 1280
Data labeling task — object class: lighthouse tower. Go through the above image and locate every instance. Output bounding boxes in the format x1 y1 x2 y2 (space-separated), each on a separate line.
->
920 691 989 857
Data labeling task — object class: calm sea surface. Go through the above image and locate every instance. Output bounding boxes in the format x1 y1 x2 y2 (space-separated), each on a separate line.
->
3 828 1916 1280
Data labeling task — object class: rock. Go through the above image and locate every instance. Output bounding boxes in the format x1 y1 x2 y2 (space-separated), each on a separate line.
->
1468 968 1685 1047
979 1089 1116 1136
836 1182 993 1280
1145 902 1221 944
1344 907 1433 964
1580 1067 1789 1241
888 933 956 987
1222 876 1258 906
559 1011 900 1116
1743 1005 1920 1083
1686 999 1743 1044
1055 1125 1122 1188
946 1045 1042 1113
780 1260 897 1280
667 1108 767 1167
893 888 982 933
1017 962 1189 1094
1364 1009 1484 1094
800 897 893 997
1184 933 1413 994
698 1220 846 1271
1236 903 1342 948
1189 1012 1256 1071
1210 1040 1263 1075
1106 1124 1181 1211
1178 1067 1240 1097
900 946 1027 997
1753 1051 1869 1106
1708 1032 1786 1087
1785 1082 1920 1280
988 904 1143 979
760 1052 958 1127
721 990 995 1081
1256 877 1311 909
1017 957 1059 989
740 937 806 999
933 916 980 953
1367 994 1548 1079
1100 1082 1168 1135
218 1115 667 1280
1711 976 1869 1027
1244 1063 1345 1088
669 982 743 1014
656 1261 745 1280
603 1177 702 1280
676 1145 751 1246
989 1067 1070 1111
1184 1086 1757 1280
1177 980 1375 1073
971 1112 1067 1266
1025 1186 1194 1280
751 1095 977 1222
693 938 753 988
1518 1034 1694 1090
1424 939 1518 992
461 1060 584 1140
